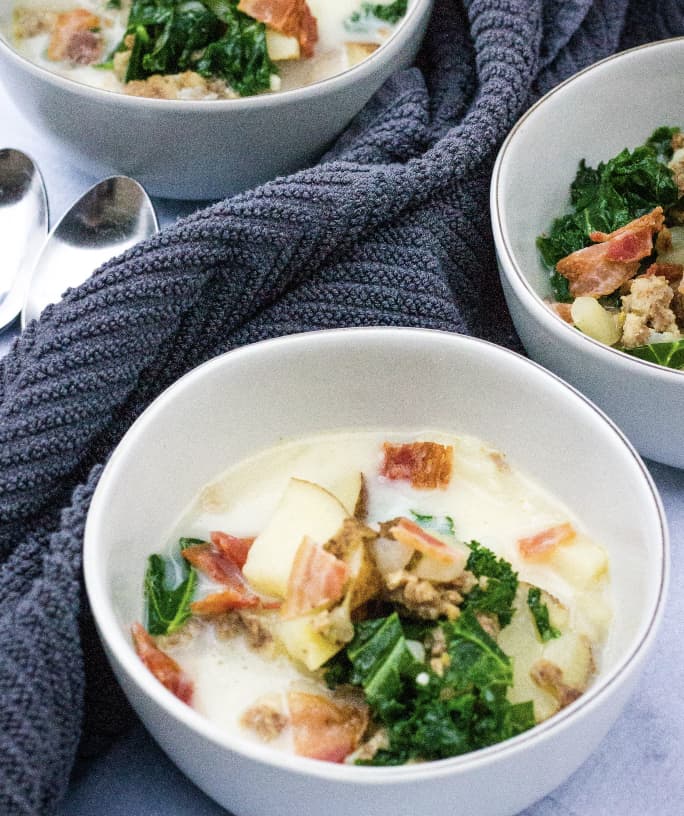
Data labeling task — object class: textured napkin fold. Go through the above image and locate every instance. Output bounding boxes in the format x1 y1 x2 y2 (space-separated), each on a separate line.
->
1 1 683 813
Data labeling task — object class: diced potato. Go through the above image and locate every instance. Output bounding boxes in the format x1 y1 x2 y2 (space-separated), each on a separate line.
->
277 613 341 671
243 478 349 598
571 296 621 346
266 29 300 61
499 583 594 722
328 471 364 517
542 632 594 692
549 535 609 589
497 586 558 722
345 41 379 68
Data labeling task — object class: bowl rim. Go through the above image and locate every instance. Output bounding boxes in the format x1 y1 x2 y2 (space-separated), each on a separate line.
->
84 326 669 783
0 0 430 111
491 35 684 381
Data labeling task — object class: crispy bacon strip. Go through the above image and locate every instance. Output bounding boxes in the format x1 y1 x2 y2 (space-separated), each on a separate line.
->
237 0 318 58
131 623 193 704
210 531 255 570
47 9 102 62
281 537 348 619
182 542 249 590
517 522 576 561
389 517 465 566
191 588 260 614
556 208 664 298
381 441 453 489
288 691 368 763
191 588 280 615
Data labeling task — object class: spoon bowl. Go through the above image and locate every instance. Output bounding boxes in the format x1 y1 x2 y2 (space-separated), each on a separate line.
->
0 149 48 330
21 175 159 328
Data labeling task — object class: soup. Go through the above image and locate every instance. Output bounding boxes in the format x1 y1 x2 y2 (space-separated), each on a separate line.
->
132 430 611 764
8 0 408 99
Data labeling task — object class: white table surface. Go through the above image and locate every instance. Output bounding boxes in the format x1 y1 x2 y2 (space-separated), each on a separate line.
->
2 81 683 816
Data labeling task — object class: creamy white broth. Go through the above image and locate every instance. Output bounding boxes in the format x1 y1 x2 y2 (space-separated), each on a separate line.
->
8 0 407 98
154 430 612 754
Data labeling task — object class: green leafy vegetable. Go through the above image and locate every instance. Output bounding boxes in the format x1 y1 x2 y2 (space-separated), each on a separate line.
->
117 0 276 96
537 129 681 301
621 339 684 370
346 0 407 31
646 126 680 160
144 543 197 636
462 541 518 627
527 587 561 642
326 609 535 765
410 511 455 536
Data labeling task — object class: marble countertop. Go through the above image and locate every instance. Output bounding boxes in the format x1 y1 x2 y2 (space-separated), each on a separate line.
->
2 82 683 816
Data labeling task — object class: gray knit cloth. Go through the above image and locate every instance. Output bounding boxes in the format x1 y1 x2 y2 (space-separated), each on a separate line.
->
1 1 682 813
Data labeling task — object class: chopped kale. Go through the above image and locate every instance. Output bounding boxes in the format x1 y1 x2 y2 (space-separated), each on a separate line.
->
346 0 407 31
621 339 684 370
462 540 518 627
144 542 197 635
537 128 681 300
527 587 561 642
326 609 535 765
646 126 680 160
117 0 276 96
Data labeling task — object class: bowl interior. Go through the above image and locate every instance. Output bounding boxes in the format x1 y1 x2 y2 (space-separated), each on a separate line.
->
495 37 684 303
85 327 666 769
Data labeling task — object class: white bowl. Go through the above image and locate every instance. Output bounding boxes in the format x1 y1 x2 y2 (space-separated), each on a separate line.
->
491 37 684 469
84 327 667 816
0 1 432 199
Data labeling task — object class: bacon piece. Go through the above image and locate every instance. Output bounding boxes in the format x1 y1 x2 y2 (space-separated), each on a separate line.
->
47 9 102 63
237 0 318 58
381 441 453 489
191 588 281 615
191 588 260 614
588 208 665 244
518 522 576 562
550 302 573 323
131 623 193 704
281 537 348 618
556 208 664 298
288 691 368 763
182 542 249 590
210 531 255 570
388 517 465 567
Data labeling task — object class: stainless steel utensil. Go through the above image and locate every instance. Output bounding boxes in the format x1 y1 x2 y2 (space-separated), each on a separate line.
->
0 149 48 330
21 175 159 328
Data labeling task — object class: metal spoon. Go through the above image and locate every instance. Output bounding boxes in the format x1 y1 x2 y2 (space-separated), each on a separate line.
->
21 175 159 328
0 149 48 331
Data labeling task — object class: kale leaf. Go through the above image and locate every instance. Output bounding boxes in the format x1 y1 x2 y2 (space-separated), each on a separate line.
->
462 541 518 627
327 609 535 765
346 0 407 31
537 129 681 301
621 338 684 370
646 126 680 160
527 587 561 642
144 543 197 636
118 0 275 96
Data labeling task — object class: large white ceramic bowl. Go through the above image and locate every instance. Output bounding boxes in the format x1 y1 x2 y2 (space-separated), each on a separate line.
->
491 37 684 469
84 327 667 816
0 0 432 199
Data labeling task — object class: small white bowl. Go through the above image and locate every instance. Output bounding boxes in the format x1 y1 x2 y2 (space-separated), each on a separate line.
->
491 37 684 469
84 327 667 816
0 1 432 199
